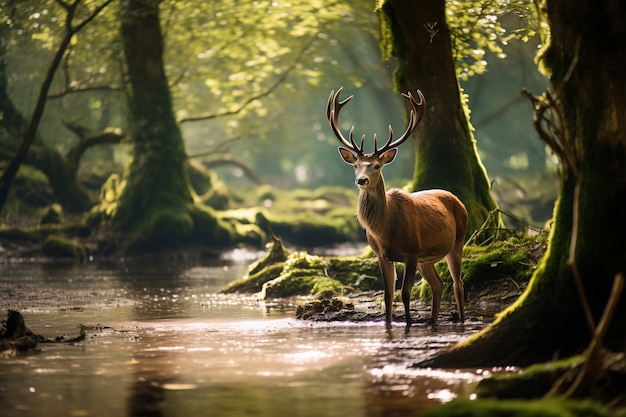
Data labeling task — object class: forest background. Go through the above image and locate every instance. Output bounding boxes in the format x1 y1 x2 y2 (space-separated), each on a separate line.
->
3 1 626 411
0 0 553 258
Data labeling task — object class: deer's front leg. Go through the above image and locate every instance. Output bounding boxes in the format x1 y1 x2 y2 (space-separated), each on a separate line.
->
401 259 417 327
377 255 396 327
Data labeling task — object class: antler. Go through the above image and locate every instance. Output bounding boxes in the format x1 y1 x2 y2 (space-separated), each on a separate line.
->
326 87 426 155
326 87 366 155
373 90 425 155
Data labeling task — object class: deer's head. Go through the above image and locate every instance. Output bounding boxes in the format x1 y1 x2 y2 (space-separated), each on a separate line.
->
326 87 425 190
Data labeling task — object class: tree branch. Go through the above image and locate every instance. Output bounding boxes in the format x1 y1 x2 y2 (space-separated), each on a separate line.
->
65 128 124 174
179 33 318 124
48 84 123 99
0 0 114 211
187 134 243 157
199 154 264 185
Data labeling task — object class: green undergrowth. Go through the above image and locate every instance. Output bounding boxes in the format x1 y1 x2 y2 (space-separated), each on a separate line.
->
426 354 626 417
424 397 618 417
222 232 549 302
222 240 381 299
226 184 362 247
413 232 548 303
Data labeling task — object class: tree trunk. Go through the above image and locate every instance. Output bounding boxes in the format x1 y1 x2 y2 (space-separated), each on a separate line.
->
112 0 237 252
378 0 500 237
26 145 93 212
0 0 93 214
115 0 194 238
422 0 626 368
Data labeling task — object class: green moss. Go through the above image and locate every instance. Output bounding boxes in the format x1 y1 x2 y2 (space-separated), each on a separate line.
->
12 165 55 208
223 263 286 294
409 233 547 302
149 209 194 238
246 234 289 276
42 235 86 261
0 226 44 243
257 251 333 298
283 251 327 270
189 204 236 247
0 222 90 245
268 212 359 247
254 184 278 202
311 277 344 299
226 184 361 247
223 247 383 299
424 398 612 417
40 204 63 225
326 256 382 291
478 356 584 400
462 234 548 287
261 272 329 299
222 235 290 294
222 233 547 302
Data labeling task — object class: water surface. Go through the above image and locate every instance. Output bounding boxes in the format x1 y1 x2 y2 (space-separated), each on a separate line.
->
0 258 494 417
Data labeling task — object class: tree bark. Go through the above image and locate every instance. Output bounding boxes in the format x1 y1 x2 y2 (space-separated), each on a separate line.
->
421 0 626 368
112 0 238 251
114 0 193 233
378 0 500 237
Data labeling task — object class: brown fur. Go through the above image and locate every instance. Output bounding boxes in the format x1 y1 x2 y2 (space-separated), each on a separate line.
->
328 87 465 327
342 149 467 327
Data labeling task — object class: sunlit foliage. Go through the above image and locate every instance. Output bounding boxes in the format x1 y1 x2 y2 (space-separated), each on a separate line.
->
378 0 538 81
447 0 537 80
4 0 383 172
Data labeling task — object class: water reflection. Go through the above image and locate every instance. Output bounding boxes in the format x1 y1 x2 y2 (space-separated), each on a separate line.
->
0 259 494 417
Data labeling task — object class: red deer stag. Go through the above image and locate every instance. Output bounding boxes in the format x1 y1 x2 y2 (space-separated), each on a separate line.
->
326 87 467 327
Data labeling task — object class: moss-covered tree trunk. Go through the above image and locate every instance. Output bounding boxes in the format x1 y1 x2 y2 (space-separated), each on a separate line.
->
378 0 499 236
110 0 238 252
424 0 626 368
114 0 195 246
26 146 93 212
0 0 97 214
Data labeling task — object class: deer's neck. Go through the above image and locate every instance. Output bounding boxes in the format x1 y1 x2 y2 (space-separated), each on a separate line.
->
356 176 389 237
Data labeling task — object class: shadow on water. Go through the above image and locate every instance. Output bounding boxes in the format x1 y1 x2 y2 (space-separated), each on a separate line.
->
0 258 503 417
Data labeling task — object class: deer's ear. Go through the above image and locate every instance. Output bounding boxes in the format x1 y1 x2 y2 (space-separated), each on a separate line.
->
379 148 397 164
338 147 358 164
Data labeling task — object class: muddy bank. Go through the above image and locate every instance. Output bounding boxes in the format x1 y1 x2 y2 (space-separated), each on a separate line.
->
293 296 493 325
223 233 547 324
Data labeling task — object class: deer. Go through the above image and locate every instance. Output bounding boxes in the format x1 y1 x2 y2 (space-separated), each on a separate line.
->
326 87 468 327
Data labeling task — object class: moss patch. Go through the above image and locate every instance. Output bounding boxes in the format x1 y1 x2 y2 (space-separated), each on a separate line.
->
227 184 362 247
224 233 548 308
424 398 613 417
223 244 381 299
412 233 548 303
42 235 86 261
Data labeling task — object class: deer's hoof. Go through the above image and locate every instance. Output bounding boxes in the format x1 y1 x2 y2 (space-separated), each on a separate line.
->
450 311 462 322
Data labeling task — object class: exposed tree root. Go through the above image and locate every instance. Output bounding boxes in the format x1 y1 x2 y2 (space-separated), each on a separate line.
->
1 310 85 356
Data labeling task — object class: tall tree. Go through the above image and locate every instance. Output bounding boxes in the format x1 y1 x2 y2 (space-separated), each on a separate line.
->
108 0 233 250
424 0 626 368
377 0 501 236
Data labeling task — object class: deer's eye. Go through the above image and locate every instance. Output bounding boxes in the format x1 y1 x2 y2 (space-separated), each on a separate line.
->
373 164 380 170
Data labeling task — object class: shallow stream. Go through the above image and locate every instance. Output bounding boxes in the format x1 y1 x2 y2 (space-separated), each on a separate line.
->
0 255 499 417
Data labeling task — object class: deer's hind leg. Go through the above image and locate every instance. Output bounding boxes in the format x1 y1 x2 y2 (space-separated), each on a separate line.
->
418 262 443 321
445 245 465 322
401 259 418 327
